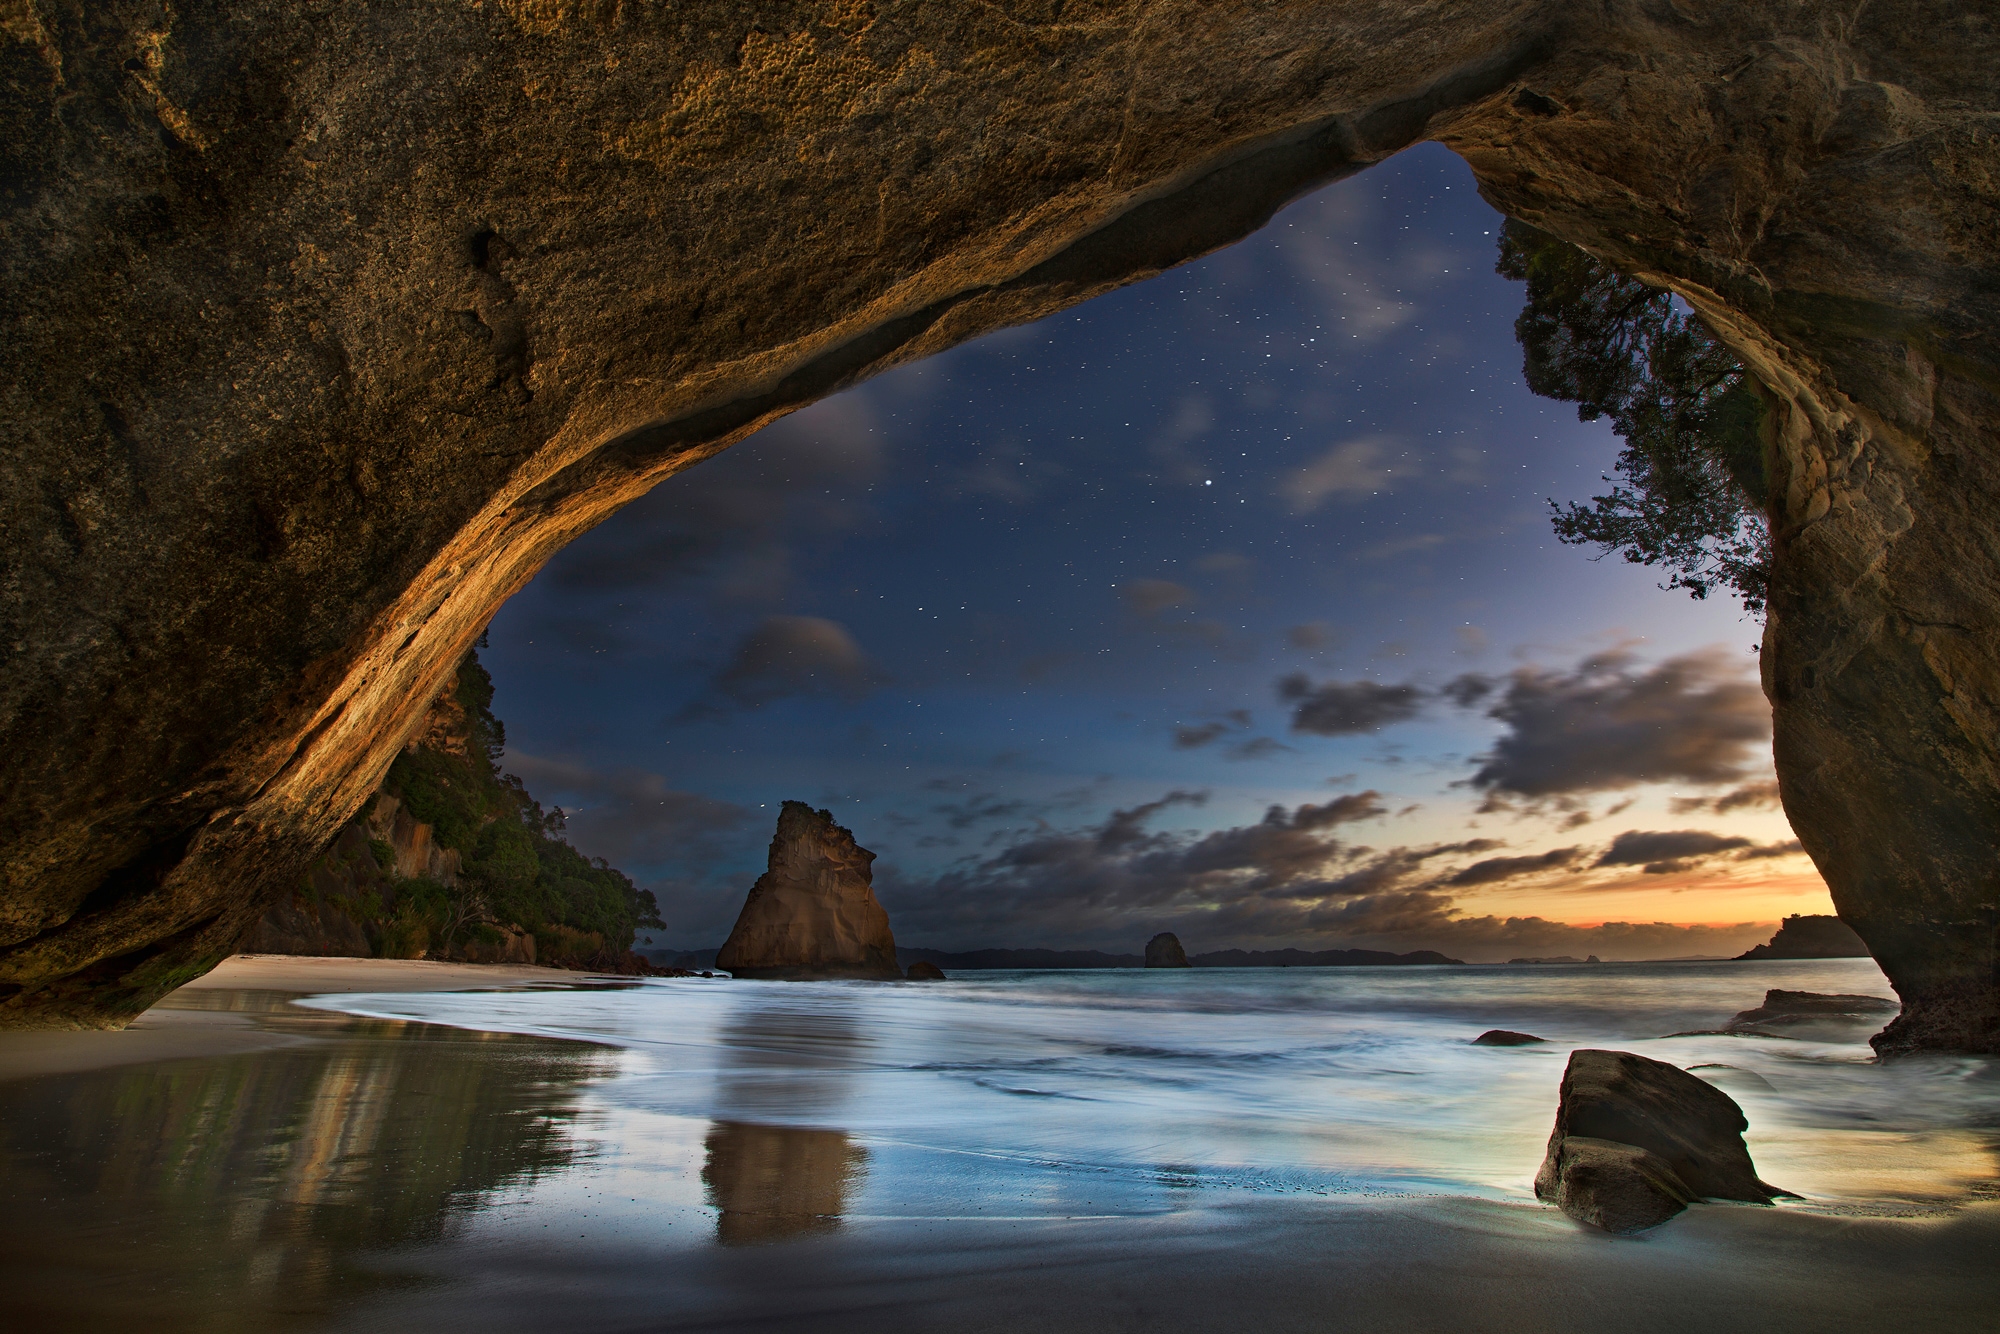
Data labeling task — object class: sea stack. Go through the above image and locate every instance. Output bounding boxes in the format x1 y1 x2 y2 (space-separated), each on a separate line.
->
716 803 902 980
1145 933 1191 968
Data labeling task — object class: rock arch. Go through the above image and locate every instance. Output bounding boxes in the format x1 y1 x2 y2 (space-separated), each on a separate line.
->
1 2 1994 1047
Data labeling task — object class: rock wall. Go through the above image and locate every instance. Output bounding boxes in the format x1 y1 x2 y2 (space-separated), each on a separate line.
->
237 790 487 959
717 803 901 980
0 3 1994 1040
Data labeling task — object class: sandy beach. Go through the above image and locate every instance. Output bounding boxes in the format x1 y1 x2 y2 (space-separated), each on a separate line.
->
1 956 1992 1333
0 954 586 1082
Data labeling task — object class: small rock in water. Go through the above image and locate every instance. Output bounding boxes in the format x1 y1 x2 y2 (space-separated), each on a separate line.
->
1144 932 1191 968
1534 1049 1786 1233
905 961 947 981
1472 1030 1547 1046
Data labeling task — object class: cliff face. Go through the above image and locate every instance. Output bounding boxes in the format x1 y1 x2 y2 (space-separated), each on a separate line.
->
0 4 1995 1042
717 803 900 981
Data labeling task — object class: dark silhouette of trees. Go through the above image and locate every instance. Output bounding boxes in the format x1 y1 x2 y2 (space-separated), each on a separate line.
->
1497 220 1770 613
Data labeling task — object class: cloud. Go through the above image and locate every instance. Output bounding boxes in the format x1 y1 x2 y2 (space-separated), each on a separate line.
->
1173 722 1232 749
1443 846 1587 886
545 394 883 605
1173 710 1259 751
1736 839 1805 860
1225 737 1294 761
1195 551 1254 576
1289 791 1390 828
1278 673 1424 736
1459 648 1770 800
1285 436 1401 511
1669 780 1782 816
1146 395 1217 484
1287 622 1341 651
1595 829 1752 874
503 753 755 869
876 787 1773 959
686 615 886 714
1122 579 1197 616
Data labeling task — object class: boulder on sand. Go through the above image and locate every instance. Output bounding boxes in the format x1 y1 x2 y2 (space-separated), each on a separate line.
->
1534 1049 1786 1233
905 961 947 981
1472 1030 1546 1046
716 803 901 980
1145 933 1190 968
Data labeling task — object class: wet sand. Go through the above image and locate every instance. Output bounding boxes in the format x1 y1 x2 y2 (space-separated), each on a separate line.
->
1 957 1993 1332
0 954 584 1081
351 1195 2000 1334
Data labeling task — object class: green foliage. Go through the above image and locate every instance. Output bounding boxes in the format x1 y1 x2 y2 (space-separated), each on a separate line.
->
1496 220 1771 613
367 838 396 872
374 649 662 957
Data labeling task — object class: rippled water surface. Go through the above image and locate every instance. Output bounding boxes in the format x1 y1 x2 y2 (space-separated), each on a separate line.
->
5 960 1995 1331
310 959 1997 1212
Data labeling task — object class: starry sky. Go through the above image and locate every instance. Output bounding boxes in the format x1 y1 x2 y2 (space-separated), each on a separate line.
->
484 143 1830 963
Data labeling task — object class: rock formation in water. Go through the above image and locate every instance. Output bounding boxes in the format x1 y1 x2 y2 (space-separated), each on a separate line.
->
1726 988 1901 1039
1535 1049 1784 1233
716 803 901 981
904 961 947 982
0 5 1995 1042
1472 1030 1546 1046
1733 915 1872 960
1145 933 1191 968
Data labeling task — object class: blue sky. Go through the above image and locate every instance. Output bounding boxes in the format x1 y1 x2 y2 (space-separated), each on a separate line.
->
484 143 1824 961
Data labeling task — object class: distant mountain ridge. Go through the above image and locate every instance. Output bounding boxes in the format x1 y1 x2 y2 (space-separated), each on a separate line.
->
640 945 1464 970
902 946 1466 969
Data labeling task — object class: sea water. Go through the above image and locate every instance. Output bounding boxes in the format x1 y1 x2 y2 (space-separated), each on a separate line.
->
5 958 1996 1329
303 958 1996 1220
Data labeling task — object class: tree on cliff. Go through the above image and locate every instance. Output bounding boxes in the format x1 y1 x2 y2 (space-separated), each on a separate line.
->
1496 220 1770 613
382 652 663 962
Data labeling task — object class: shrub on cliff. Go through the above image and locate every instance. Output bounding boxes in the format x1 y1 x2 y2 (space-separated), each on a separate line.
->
1497 220 1770 613
380 651 663 954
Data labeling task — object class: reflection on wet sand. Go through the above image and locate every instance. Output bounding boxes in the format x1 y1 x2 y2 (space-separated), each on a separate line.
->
703 1121 870 1245
0 1006 611 1332
711 997 870 1120
700 996 871 1244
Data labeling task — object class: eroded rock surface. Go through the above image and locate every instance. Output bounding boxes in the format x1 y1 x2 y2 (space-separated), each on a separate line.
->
1727 988 1900 1039
1539 1136 1696 1234
1145 933 1191 968
1 3 1996 1034
1535 1049 1784 1233
716 803 900 981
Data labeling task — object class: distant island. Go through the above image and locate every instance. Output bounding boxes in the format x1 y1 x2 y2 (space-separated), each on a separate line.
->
1734 915 1871 960
645 944 1463 970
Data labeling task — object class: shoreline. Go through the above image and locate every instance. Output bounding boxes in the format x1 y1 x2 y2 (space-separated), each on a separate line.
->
0 953 601 1082
0 956 1991 1331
